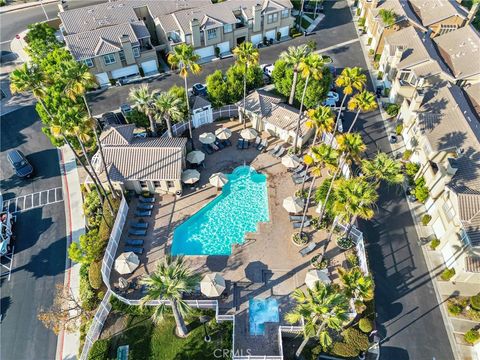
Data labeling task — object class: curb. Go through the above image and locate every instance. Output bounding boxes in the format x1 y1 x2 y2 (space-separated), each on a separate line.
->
0 0 57 14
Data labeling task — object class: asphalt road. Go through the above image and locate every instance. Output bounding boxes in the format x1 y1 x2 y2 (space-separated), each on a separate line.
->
0 106 67 360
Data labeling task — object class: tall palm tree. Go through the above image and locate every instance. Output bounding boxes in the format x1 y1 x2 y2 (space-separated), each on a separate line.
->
338 266 374 302
285 282 350 358
280 44 310 105
167 44 201 138
129 84 158 134
140 256 199 337
347 90 378 133
233 41 259 128
336 132 366 166
361 152 404 187
154 92 183 138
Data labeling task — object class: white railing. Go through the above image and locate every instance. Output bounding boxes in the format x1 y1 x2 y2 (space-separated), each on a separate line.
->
212 104 238 121
333 219 369 275
161 121 189 137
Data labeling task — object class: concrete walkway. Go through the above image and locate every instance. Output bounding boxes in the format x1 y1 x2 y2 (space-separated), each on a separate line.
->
0 0 57 14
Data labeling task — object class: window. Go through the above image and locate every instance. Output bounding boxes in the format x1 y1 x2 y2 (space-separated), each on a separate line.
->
442 200 456 221
133 47 140 58
224 24 233 33
139 180 148 188
207 28 217 40
185 34 192 44
153 181 161 188
438 24 457 36
267 13 278 24
166 180 175 188
399 71 410 82
459 228 471 246
119 50 125 62
103 53 116 65
281 9 289 18
83 58 94 68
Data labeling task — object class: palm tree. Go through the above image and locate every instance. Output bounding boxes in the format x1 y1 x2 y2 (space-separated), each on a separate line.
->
129 84 157 134
140 256 199 337
336 132 366 166
167 44 201 138
233 42 259 128
154 92 183 138
378 9 397 27
293 53 325 150
361 152 404 187
280 44 310 105
347 90 378 133
285 282 350 358
338 266 374 302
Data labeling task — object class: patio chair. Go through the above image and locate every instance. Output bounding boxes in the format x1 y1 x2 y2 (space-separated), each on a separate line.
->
244 140 251 149
124 246 144 255
293 175 310 185
222 139 232 147
293 170 307 179
299 242 316 257
293 220 311 229
134 210 152 217
214 140 225 149
274 147 286 158
128 228 147 236
254 137 261 147
202 143 214 155
137 203 154 210
126 238 144 246
289 215 311 222
130 221 149 229
257 139 268 151
293 164 305 174
268 144 281 156
237 138 245 149
210 143 220 151
139 196 155 204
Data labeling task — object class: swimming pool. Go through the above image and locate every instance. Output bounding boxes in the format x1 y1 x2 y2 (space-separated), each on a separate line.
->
249 298 280 336
171 166 269 256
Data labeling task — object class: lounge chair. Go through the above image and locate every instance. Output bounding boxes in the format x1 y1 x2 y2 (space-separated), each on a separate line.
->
214 140 225 149
124 246 144 255
130 221 148 229
139 196 155 203
299 242 316 257
237 138 244 149
126 238 144 246
293 164 305 174
293 220 311 229
210 143 220 151
268 144 281 156
289 215 311 222
254 137 261 147
257 139 268 151
128 228 147 236
222 139 232 147
293 175 310 185
293 170 307 179
138 203 154 210
135 210 152 217
202 143 214 154
274 147 286 158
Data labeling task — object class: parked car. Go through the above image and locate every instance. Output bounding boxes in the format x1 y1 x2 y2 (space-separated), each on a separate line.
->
120 103 132 117
262 64 274 77
7 149 33 178
192 83 207 97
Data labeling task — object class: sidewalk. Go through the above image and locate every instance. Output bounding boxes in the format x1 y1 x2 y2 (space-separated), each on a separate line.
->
56 145 85 360
0 0 57 14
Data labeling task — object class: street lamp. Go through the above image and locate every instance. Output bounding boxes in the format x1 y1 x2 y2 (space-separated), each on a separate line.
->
199 315 211 342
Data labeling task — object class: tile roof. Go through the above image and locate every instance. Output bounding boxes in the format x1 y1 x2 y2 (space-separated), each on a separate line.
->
407 0 467 27
191 96 211 110
99 125 187 181
434 25 480 80
465 255 480 273
371 0 408 27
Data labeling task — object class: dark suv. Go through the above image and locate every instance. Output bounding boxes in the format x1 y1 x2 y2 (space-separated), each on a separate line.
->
7 149 33 178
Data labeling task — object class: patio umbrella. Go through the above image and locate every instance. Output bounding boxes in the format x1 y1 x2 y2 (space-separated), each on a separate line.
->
186 150 205 164
305 269 331 289
199 132 216 144
283 196 304 214
114 252 140 275
215 127 232 140
281 154 301 169
181 169 200 184
209 172 228 188
200 273 226 297
240 128 258 141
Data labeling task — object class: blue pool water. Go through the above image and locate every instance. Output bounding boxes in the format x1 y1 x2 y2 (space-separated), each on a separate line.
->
171 166 269 256
249 298 280 336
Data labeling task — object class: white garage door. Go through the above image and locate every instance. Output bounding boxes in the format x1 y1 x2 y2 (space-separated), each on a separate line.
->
217 41 230 55
95 72 110 86
195 46 215 59
111 65 139 79
432 217 446 239
265 29 276 41
279 26 289 38
251 34 262 45
141 60 158 75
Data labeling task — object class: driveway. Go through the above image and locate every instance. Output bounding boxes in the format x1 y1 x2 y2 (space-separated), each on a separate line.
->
0 106 67 360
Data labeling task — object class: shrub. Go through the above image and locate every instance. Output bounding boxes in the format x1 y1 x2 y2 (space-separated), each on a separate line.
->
337 236 354 250
377 71 384 80
110 296 155 316
359 318 373 333
80 264 97 311
276 31 281 41
310 255 329 270
429 238 440 250
448 303 462 315
214 46 220 57
367 37 372 45
414 177 429 203
402 150 412 160
332 342 359 357
441 268 456 281
88 339 109 360
395 123 403 135
307 40 317 51
97 291 105 301
368 49 374 56
343 327 370 351
464 329 480 345
470 293 480 311
347 252 359 267
139 67 145 77
88 261 103 290
358 17 366 27
385 103 399 117
374 54 382 62
405 162 420 177
421 214 432 226
292 232 309 245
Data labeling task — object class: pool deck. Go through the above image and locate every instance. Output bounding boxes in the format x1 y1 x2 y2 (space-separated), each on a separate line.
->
110 119 352 357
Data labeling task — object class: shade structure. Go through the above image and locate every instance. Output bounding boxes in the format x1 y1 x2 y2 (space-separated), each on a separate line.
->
215 127 232 140
199 132 216 144
200 273 226 297
114 252 140 275
283 196 304 213
209 172 228 188
240 128 258 140
186 150 205 164
305 269 331 289
282 154 301 168
182 169 200 184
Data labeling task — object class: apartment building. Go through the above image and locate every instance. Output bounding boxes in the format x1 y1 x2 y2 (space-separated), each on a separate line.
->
399 84 480 282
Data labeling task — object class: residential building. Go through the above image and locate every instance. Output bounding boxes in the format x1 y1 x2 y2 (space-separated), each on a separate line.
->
95 124 187 194
464 82 480 118
399 84 480 282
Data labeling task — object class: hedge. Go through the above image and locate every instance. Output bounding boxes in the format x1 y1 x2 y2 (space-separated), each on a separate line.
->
464 329 480 345
88 261 103 290
87 339 109 360
332 342 359 357
440 268 456 281
343 327 370 351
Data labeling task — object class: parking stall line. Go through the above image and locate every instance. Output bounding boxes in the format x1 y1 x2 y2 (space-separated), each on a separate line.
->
1 187 64 214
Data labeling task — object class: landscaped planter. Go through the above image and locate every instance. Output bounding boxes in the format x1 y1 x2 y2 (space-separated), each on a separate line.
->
292 232 309 246
310 255 329 270
336 236 354 250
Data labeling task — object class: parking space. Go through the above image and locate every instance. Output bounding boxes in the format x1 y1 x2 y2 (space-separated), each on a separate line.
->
2 187 63 214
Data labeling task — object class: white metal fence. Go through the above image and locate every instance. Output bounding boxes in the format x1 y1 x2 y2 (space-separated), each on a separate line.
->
212 104 238 121
161 121 189 137
334 219 369 275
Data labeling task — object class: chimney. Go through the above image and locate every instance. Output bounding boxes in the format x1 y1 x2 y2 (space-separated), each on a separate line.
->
412 89 425 111
466 3 479 25
252 4 262 33
120 34 135 65
190 18 201 47
445 157 458 177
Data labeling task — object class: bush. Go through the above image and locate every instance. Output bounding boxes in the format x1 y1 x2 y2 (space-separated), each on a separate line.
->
464 329 480 345
343 327 370 351
429 238 440 250
347 252 359 267
377 71 384 80
385 103 399 117
292 232 309 246
88 339 109 360
374 54 382 62
97 291 105 301
413 177 429 203
110 296 155 316
276 31 281 41
358 17 366 27
405 162 420 177
310 255 329 270
448 303 463 315
214 46 220 57
440 268 456 281
402 150 413 161
395 123 403 135
470 293 480 311
88 261 103 290
80 264 97 311
139 67 145 77
367 37 372 45
332 342 359 357
368 49 374 56
337 236 354 250
359 318 373 333
421 214 432 226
